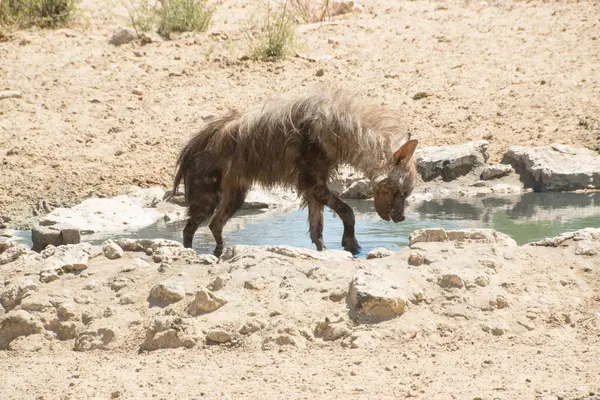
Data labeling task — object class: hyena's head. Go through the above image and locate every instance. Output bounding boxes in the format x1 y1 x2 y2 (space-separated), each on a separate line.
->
373 139 419 223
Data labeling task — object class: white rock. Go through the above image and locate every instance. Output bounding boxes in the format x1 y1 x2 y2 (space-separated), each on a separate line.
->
347 272 421 321
416 140 489 181
140 316 199 351
366 247 394 260
502 144 600 191
186 288 227 316
148 282 186 306
575 240 598 256
102 240 124 260
31 223 80 252
39 196 163 236
206 329 233 343
480 163 513 180
409 228 516 247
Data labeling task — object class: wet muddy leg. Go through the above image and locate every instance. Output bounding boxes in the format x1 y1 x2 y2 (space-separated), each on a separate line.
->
306 194 326 251
183 194 219 249
312 185 360 255
209 187 248 257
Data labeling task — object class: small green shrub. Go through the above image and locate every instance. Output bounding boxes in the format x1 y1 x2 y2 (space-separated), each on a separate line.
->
246 1 296 61
0 0 77 28
156 0 213 38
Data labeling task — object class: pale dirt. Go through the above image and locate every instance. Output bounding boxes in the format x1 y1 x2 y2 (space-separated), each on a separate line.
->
1 1 600 399
1 0 599 227
1 230 600 399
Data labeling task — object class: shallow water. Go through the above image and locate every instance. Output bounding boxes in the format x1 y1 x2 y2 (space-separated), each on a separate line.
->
11 192 600 258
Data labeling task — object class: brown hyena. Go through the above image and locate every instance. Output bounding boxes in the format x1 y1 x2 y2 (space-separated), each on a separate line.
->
172 84 419 257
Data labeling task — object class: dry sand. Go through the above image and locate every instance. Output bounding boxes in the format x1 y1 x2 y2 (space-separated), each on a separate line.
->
1 0 599 227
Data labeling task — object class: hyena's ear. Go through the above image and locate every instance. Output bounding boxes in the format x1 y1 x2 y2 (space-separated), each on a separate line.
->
393 139 419 164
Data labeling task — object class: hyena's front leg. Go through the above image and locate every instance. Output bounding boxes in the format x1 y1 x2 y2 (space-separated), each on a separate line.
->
312 185 360 255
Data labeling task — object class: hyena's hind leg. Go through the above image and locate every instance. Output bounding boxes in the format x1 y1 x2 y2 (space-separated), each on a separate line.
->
305 194 326 251
182 175 221 249
208 185 249 257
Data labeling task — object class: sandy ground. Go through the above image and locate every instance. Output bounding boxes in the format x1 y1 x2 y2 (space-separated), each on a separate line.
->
1 229 600 400
1 0 599 227
1 1 600 399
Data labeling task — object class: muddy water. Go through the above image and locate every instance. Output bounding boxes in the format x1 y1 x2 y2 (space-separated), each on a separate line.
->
10 192 600 258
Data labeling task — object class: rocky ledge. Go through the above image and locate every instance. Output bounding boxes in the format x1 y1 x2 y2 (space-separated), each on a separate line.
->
0 227 598 354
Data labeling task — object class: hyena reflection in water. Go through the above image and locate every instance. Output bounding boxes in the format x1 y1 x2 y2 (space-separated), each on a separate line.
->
172 84 419 257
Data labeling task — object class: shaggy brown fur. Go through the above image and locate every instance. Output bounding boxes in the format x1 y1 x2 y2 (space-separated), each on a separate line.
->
173 84 419 257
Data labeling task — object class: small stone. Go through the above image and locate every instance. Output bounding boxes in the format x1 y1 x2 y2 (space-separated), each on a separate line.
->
438 274 464 289
366 247 393 260
517 318 535 331
412 91 430 100
139 316 198 351
148 282 186 306
110 277 130 292
207 276 227 291
315 68 325 77
314 318 350 341
132 89 143 96
186 288 227 316
480 164 512 180
490 295 509 309
40 270 60 283
42 243 90 273
475 276 490 287
239 319 266 335
111 391 121 399
102 240 124 260
328 289 347 302
348 272 418 321
206 329 233 344
482 323 507 336
114 149 126 156
407 251 425 266
244 278 267 291
109 28 135 46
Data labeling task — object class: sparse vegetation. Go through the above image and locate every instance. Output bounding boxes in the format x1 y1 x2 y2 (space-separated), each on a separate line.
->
119 0 155 36
289 0 329 23
119 0 213 39
245 1 296 61
156 0 213 38
0 0 77 28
